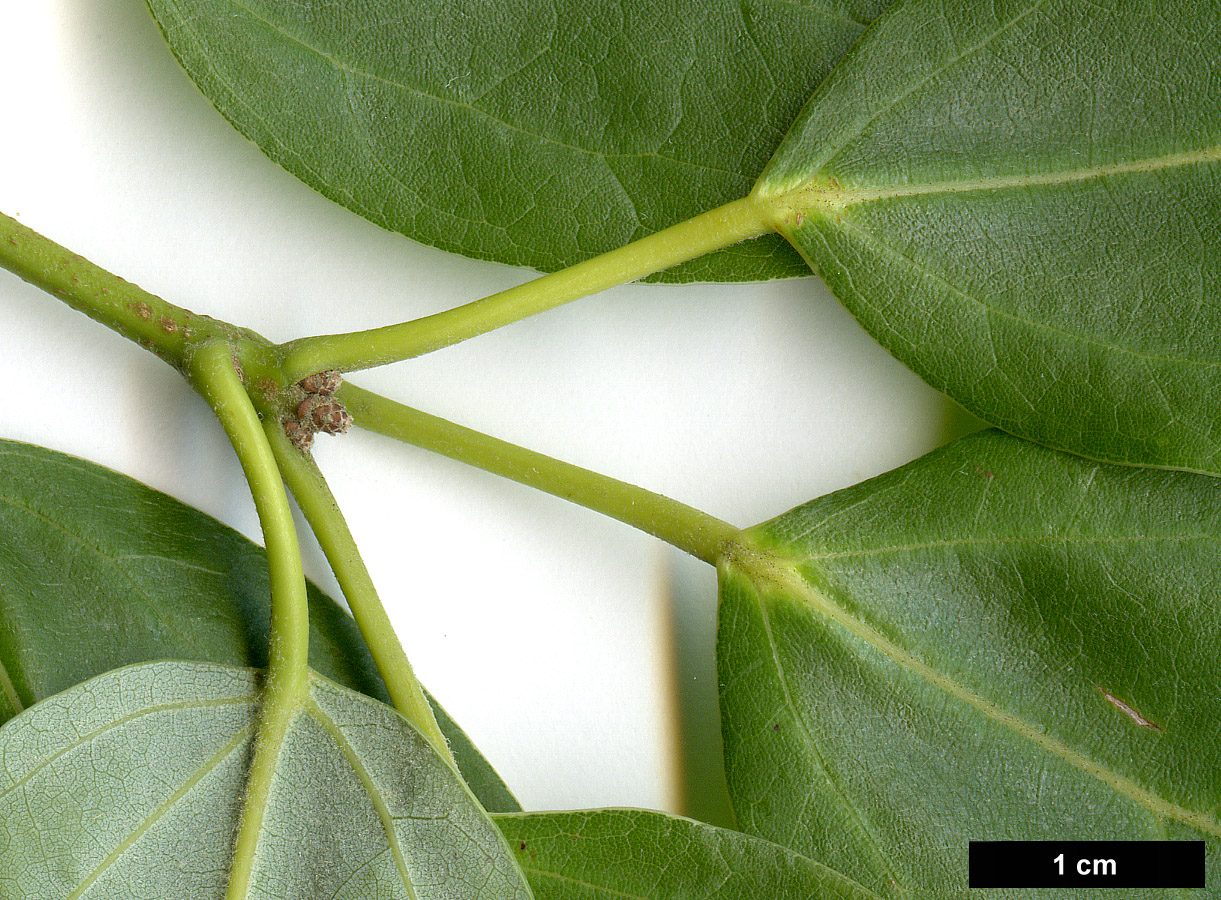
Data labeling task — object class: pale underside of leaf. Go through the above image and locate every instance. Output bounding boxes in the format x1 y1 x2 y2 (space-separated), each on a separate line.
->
754 0 1221 472
0 439 521 813
717 431 1221 896
0 661 532 900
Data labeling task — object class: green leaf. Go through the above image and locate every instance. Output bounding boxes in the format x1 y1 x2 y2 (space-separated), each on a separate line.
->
717 430 1221 897
494 808 878 900
756 0 1221 472
0 439 519 812
0 660 533 899
143 0 892 282
0 440 381 715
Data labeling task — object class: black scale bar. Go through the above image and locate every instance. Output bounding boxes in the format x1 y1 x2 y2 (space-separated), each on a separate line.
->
969 841 1206 889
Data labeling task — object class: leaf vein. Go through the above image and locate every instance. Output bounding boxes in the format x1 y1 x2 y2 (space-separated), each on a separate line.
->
832 214 1221 374
751 583 908 895
731 551 1221 837
163 7 370 214
815 0 1051 176
304 694 420 900
755 0 868 28
0 654 23 719
0 492 200 651
798 531 1221 563
219 0 750 183
800 143 1221 207
65 724 254 900
518 866 652 900
0 695 255 802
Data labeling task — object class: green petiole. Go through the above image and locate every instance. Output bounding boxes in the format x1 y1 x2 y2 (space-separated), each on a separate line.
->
341 384 741 564
0 211 742 563
265 424 457 767
277 196 774 380
187 341 311 900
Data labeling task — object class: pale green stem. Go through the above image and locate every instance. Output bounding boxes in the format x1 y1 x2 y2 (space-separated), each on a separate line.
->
1 207 740 557
0 209 740 560
279 196 774 380
0 211 254 370
265 423 457 767
341 383 740 564
189 341 311 900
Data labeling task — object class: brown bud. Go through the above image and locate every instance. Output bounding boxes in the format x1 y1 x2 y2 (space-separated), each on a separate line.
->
310 400 353 435
296 395 323 421
283 418 314 451
298 370 342 395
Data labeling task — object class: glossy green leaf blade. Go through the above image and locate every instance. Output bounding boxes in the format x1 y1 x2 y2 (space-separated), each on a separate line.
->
718 430 1221 897
0 439 519 812
493 808 878 900
0 661 533 899
757 0 1221 471
143 0 892 282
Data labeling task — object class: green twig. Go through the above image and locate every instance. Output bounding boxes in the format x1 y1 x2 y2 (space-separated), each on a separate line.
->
0 209 742 561
0 212 253 370
265 423 457 767
278 197 774 380
341 383 740 564
189 341 310 900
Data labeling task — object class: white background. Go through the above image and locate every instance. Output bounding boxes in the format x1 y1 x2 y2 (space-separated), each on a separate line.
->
0 2 967 819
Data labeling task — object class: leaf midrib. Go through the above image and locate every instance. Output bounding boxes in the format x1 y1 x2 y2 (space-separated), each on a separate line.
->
761 143 1221 214
752 577 908 896
787 530 1221 562
725 540 1221 838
